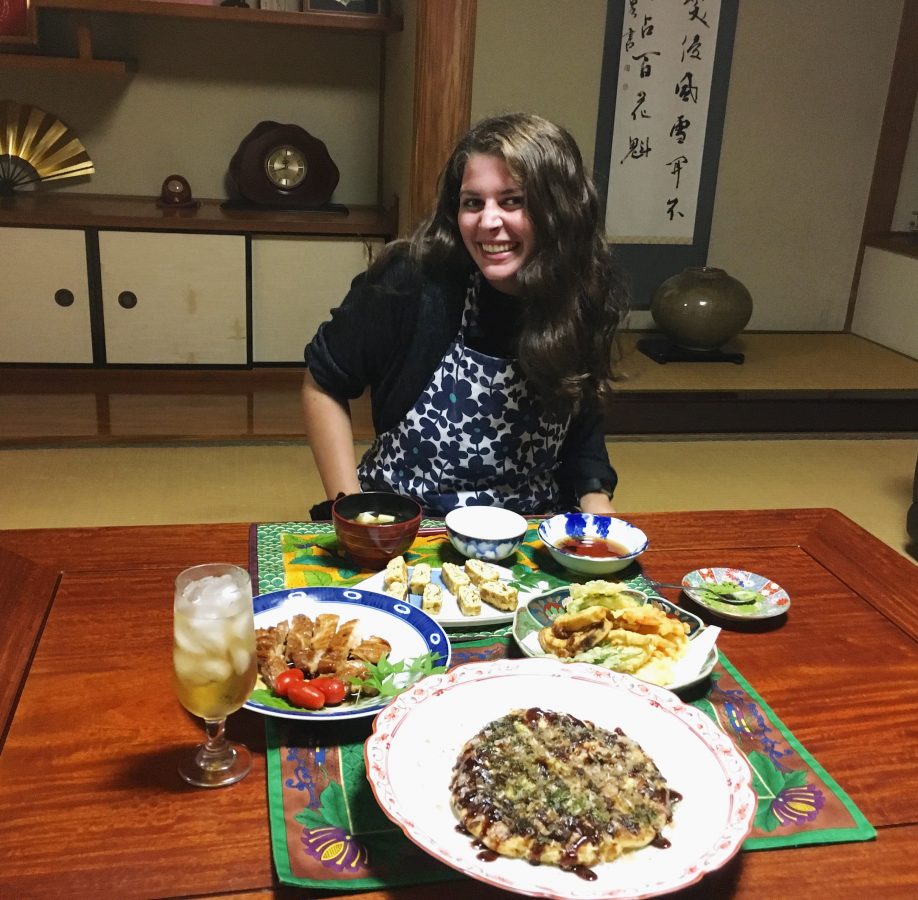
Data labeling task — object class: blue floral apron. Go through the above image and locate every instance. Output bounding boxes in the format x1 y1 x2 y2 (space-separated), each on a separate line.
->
358 275 570 515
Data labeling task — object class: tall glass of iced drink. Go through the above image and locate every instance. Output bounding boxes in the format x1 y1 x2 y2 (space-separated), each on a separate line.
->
173 563 256 787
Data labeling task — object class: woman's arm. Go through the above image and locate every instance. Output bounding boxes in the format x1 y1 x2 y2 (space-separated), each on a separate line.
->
301 369 362 499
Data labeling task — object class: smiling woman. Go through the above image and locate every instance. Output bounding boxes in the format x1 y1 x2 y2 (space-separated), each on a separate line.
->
302 112 629 520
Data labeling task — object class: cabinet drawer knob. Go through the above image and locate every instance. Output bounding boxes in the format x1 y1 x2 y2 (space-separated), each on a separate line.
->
118 291 138 309
54 289 75 307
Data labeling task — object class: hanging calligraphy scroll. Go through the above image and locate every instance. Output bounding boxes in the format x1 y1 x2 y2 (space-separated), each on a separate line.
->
594 0 738 307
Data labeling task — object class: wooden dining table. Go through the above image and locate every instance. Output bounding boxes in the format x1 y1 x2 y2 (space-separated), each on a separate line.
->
0 508 916 899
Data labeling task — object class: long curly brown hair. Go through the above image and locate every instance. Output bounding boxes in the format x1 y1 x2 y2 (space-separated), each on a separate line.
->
373 112 629 415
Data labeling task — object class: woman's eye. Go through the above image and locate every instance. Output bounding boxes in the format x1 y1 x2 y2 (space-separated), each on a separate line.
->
461 197 483 210
502 195 524 209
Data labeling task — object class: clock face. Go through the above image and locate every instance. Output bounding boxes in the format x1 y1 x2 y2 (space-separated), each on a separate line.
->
265 145 308 190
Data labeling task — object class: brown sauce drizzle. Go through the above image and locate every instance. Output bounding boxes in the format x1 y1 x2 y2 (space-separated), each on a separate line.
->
651 833 672 849
570 864 598 881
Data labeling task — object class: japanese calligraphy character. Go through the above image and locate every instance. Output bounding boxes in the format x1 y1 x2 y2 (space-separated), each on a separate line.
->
641 15 654 38
683 0 710 28
675 72 699 103
621 136 652 164
631 91 650 120
666 197 684 220
629 0 638 19
670 115 691 144
681 33 702 62
633 50 661 78
623 26 635 53
668 155 688 190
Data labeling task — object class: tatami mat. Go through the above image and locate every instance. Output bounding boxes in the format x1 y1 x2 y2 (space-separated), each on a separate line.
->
614 333 918 391
1 437 914 560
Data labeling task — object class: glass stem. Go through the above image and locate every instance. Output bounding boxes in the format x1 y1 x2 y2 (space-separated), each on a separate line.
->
202 717 228 755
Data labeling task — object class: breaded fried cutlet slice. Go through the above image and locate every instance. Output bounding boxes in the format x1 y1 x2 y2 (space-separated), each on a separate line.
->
464 558 503 586
441 562 470 593
456 583 482 617
480 579 519 612
421 582 443 615
384 555 408 586
408 563 431 594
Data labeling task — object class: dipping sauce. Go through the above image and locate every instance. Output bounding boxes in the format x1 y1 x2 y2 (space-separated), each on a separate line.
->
556 536 632 559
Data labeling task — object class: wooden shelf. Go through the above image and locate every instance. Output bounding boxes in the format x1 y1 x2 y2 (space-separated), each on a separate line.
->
35 0 403 33
0 51 133 73
0 0 400 71
0 192 397 236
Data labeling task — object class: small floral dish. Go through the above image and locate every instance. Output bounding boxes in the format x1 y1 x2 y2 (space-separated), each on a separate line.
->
445 506 528 562
538 513 648 575
513 587 715 693
682 568 791 621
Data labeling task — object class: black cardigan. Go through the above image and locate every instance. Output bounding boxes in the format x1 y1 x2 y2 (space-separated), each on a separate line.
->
305 259 617 507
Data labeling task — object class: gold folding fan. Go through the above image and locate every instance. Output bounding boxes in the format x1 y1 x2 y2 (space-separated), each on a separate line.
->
0 100 94 195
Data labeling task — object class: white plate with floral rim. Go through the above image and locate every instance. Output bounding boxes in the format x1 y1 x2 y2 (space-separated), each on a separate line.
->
364 658 755 900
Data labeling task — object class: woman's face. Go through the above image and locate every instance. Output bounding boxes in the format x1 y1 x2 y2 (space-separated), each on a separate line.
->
457 153 535 295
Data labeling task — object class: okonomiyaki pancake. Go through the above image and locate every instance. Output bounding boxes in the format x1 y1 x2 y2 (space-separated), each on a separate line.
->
449 707 678 869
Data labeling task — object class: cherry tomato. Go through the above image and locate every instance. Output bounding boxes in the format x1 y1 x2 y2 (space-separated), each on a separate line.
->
311 677 347 706
274 668 305 698
287 681 326 710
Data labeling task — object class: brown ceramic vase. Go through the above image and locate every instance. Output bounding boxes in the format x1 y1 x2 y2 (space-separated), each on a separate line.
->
651 267 753 350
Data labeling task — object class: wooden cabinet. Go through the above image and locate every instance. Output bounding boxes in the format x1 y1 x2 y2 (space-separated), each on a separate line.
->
0 227 93 363
251 236 383 363
99 231 247 364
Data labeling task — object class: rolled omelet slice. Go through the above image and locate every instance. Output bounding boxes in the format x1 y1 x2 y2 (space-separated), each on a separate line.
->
409 563 432 595
382 580 407 601
421 582 443 615
456 584 482 617
441 562 471 594
464 558 503 586
384 556 408 586
480 580 518 612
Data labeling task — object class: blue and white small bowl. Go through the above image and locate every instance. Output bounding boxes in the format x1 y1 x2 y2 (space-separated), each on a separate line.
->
445 506 528 562
538 513 649 575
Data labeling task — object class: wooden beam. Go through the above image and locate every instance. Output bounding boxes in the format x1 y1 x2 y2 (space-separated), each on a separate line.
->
408 0 476 230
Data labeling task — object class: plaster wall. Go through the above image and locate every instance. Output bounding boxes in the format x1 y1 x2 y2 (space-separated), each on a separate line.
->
851 248 918 359
472 0 904 332
2 14 383 204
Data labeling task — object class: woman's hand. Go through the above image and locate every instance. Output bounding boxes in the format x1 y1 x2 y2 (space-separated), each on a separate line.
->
579 491 616 515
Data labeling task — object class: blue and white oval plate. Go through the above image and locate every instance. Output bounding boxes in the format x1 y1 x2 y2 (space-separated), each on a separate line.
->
245 587 450 721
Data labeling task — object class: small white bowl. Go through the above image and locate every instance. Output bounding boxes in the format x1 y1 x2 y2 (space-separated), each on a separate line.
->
538 513 648 575
445 506 528 562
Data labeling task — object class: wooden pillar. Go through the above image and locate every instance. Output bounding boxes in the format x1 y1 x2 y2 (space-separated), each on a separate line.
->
408 0 477 230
